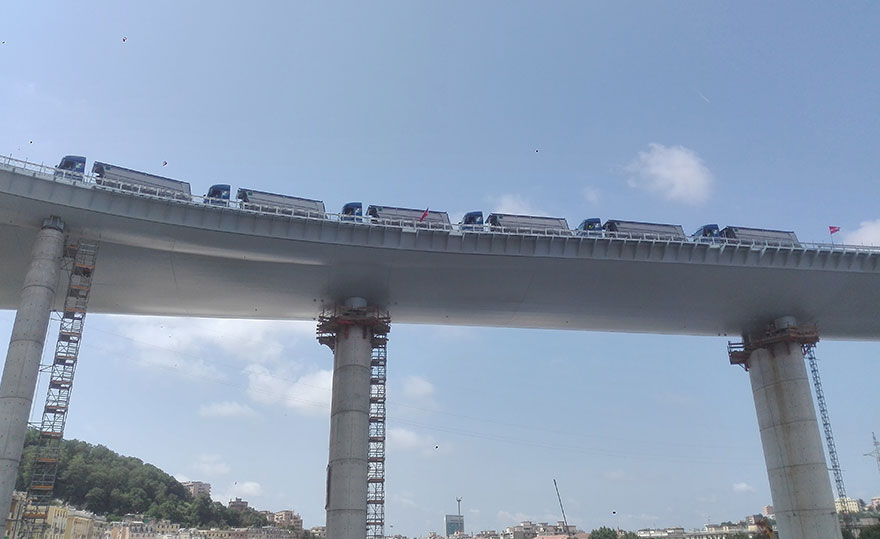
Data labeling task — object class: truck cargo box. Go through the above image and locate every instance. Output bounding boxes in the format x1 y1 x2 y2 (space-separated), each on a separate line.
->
92 161 191 199
485 213 569 234
366 205 451 227
720 226 800 246
237 188 325 217
603 220 685 239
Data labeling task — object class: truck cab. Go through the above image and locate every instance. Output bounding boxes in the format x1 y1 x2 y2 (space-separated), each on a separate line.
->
206 184 231 205
576 218 602 235
693 224 720 240
55 155 86 180
341 202 363 221
460 211 484 231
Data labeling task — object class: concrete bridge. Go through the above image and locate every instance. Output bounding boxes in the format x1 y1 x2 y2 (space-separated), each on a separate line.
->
1 156 879 539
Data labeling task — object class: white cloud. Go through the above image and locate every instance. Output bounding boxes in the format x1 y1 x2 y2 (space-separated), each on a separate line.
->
490 194 543 216
391 492 420 508
388 427 446 456
234 481 263 497
625 143 713 205
402 376 435 399
733 482 756 493
194 454 230 476
214 481 264 504
842 219 880 246
198 401 257 418
245 364 332 417
173 473 191 483
497 510 533 525
388 427 426 450
604 469 635 482
582 186 600 205
109 315 312 369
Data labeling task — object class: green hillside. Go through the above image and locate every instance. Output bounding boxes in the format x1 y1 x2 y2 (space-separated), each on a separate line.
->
16 429 268 528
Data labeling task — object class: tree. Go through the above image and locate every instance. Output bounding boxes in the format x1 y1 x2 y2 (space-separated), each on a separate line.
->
588 527 617 539
860 524 880 539
618 532 638 539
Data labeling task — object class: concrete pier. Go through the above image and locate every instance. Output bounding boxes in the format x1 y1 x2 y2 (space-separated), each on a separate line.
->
0 217 65 517
317 299 390 539
742 317 842 539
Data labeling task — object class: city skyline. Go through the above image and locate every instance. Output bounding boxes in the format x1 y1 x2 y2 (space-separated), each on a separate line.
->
2 1 880 537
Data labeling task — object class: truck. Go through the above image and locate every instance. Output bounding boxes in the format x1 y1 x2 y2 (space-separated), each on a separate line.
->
692 224 721 239
340 202 451 227
205 185 325 217
603 219 685 239
576 218 603 235
719 226 800 246
54 155 87 180
459 211 485 231
485 213 570 234
92 161 192 199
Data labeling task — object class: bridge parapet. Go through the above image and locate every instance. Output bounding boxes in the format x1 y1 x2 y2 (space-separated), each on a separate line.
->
3 155 879 255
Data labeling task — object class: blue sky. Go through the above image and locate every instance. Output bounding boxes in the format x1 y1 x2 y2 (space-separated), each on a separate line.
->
2 1 880 536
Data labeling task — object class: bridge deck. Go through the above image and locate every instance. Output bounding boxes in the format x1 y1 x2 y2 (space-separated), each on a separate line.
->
1 159 878 339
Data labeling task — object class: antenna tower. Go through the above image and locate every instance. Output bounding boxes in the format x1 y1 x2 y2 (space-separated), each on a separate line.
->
866 432 880 475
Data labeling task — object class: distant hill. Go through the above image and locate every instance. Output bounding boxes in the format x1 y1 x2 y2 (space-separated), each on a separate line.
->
16 429 268 528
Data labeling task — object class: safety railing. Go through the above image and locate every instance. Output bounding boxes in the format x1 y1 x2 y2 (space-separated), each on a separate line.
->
2 154 880 253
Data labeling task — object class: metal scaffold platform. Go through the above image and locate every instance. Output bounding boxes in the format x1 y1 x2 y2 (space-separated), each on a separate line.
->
367 337 387 539
727 323 819 370
19 241 97 539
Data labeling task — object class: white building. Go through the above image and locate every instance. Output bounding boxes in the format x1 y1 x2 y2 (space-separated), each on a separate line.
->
835 497 861 513
182 481 212 499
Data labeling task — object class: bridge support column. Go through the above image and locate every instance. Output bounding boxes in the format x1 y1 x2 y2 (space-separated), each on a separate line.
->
317 298 390 539
0 217 66 517
729 317 841 539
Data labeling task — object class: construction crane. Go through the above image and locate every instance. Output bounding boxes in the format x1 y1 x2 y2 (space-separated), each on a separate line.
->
804 344 849 523
553 479 573 538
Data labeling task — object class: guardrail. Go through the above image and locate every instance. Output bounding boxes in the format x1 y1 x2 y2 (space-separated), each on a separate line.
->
2 154 879 253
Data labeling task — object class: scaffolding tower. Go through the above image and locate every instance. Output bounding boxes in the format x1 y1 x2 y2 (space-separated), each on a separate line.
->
367 337 387 539
19 241 97 539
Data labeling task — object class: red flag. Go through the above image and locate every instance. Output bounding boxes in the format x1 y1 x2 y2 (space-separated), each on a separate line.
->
829 226 841 234
419 208 429 222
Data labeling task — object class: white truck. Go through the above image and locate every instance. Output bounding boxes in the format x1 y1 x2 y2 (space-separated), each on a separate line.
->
92 161 192 199
235 187 325 217
485 213 570 234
